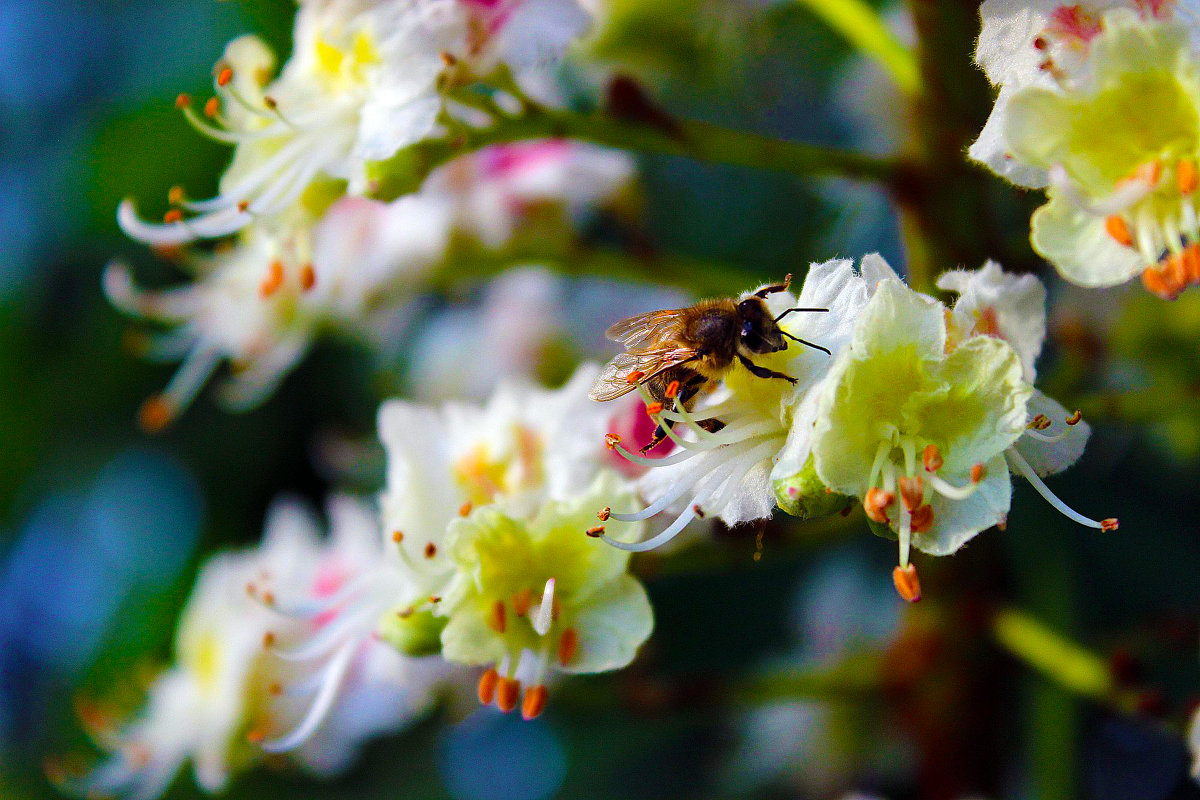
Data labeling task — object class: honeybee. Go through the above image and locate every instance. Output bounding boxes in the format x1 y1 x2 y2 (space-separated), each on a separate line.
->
589 275 830 453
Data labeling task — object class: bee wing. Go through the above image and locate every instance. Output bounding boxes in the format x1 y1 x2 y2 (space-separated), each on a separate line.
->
605 309 686 348
588 347 700 401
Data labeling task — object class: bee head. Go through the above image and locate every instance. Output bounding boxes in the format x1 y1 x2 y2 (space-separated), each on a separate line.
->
736 298 787 354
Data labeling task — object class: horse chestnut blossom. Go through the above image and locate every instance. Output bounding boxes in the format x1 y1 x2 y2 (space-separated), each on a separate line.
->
975 7 1200 297
108 196 452 430
600 256 1115 602
118 0 595 245
255 367 645 734
56 497 452 800
597 257 875 553
970 0 1191 186
441 473 652 719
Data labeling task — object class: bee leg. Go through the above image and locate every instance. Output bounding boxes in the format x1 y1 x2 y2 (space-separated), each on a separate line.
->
640 422 672 454
738 354 798 384
753 274 793 298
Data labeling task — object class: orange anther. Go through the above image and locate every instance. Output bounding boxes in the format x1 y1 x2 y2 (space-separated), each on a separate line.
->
1100 517 1120 532
204 97 220 118
522 685 549 721
909 504 934 533
1142 266 1182 300
996 515 1008 531
1178 159 1198 194
1124 159 1162 187
163 209 183 224
396 607 414 619
259 260 284 298
261 590 275 606
496 678 520 713
664 380 681 399
175 93 192 109
558 628 579 666
424 542 437 558
863 487 894 524
138 395 174 433
645 402 664 416
922 444 943 472
245 728 265 744
487 600 507 633
168 185 185 205
477 668 500 704
970 463 986 483
1065 409 1083 426
512 587 532 617
625 370 645 384
237 201 250 213
604 433 621 450
458 501 472 517
1105 215 1134 247
299 264 316 291
264 95 278 110
1183 244 1200 283
268 682 282 696
898 475 924 512
892 564 922 603
216 67 233 87
597 507 611 522
262 631 276 648
586 525 605 538
1029 414 1052 430
392 530 404 543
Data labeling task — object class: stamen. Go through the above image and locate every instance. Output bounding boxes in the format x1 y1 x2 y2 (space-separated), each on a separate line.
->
1065 409 1083 426
261 641 356 752
597 507 611 521
487 600 507 633
167 186 185 206
1005 448 1116 529
605 433 621 450
392 530 404 543
175 93 192 110
625 370 645 384
863 487 894 524
558 628 578 666
1106 215 1134 247
216 66 233 87
478 668 499 705
424 542 438 558
1028 414 1052 431
892 564 922 603
522 686 549 721
299 264 316 291
586 525 605 537
927 472 982 500
203 97 221 118
459 501 472 517
496 678 520 713
970 463 986 483
909 504 934 533
645 402 664 416
137 395 175 433
922 444 943 472
512 588 532 617
665 380 680 399
898 475 924 511
532 579 555 637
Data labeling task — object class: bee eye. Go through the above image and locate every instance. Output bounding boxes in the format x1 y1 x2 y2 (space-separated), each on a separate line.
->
741 321 753 338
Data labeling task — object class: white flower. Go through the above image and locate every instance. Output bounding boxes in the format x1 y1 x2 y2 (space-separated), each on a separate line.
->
379 363 635 599
108 195 451 428
970 0 1193 187
425 139 635 249
117 0 596 245
599 258 875 552
61 496 447 799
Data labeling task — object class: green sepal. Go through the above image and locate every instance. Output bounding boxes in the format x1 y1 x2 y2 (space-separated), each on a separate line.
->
377 607 448 657
773 456 853 520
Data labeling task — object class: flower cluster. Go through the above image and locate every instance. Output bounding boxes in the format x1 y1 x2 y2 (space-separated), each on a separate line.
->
973 0 1200 298
109 0 632 429
64 368 654 797
599 257 1115 601
54 496 454 799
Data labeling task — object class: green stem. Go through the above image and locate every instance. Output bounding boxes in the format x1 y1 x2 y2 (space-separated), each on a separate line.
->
367 106 901 203
794 0 921 97
992 607 1115 702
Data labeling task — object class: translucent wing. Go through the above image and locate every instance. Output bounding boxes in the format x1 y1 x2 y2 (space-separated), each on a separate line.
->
605 309 686 349
588 347 700 401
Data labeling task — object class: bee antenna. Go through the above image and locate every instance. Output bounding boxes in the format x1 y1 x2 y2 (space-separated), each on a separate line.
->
781 331 831 355
774 307 829 323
